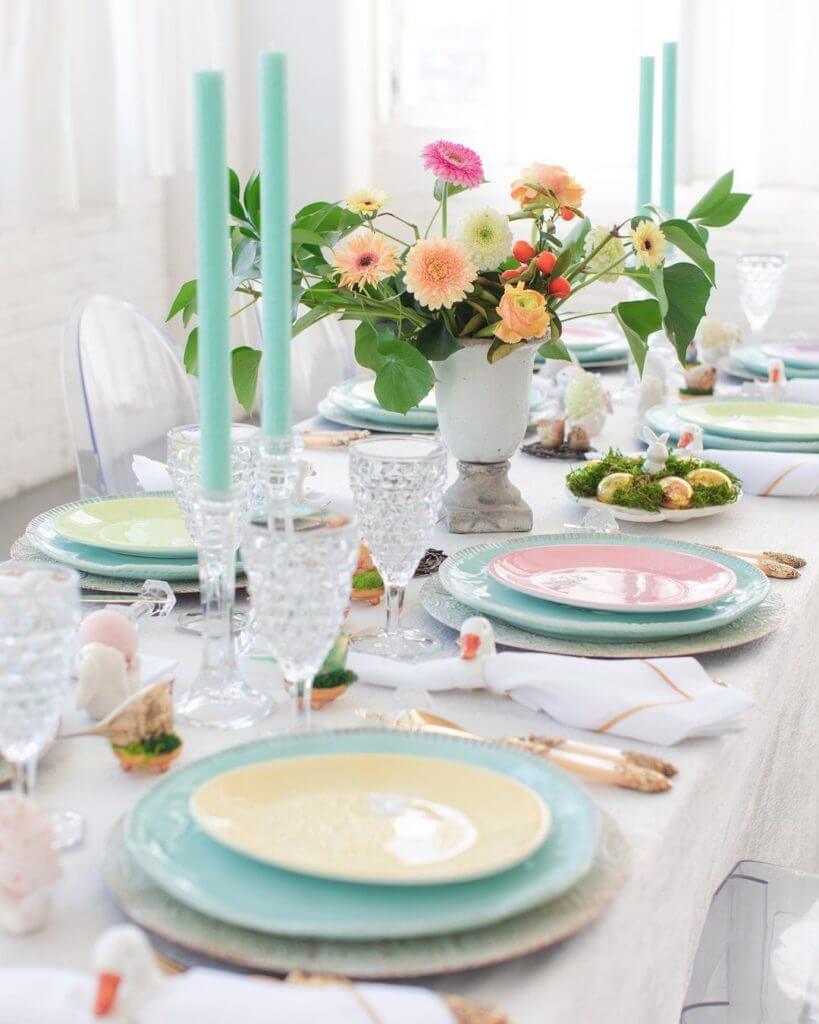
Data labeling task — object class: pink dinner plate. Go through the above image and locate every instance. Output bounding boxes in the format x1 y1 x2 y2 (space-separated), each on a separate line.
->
761 341 819 369
487 544 737 614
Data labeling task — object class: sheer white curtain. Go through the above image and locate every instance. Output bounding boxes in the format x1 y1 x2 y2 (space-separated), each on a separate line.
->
0 0 239 213
682 0 817 189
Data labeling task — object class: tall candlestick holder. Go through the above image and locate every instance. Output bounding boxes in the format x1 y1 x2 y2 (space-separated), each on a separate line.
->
175 493 273 729
256 432 306 525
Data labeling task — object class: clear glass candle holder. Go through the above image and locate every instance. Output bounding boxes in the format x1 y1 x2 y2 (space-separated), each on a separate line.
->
349 436 448 659
167 424 272 729
241 516 359 728
0 564 83 849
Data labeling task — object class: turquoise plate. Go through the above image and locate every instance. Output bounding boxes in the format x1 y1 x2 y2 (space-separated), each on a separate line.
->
26 496 204 580
439 534 768 642
317 398 438 434
125 730 598 941
733 344 819 380
645 403 819 453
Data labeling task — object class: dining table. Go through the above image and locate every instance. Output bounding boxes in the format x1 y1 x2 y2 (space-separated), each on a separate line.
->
3 392 818 1024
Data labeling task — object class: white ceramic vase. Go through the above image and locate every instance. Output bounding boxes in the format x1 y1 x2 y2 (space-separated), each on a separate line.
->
434 338 540 533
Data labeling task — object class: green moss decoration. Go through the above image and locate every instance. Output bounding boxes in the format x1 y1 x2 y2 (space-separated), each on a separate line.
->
566 448 741 512
353 569 383 590
313 668 357 690
112 732 182 757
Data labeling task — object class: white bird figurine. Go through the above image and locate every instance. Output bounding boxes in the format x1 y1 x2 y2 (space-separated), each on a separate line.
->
641 426 670 475
0 924 456 1023
458 616 497 661
674 423 704 458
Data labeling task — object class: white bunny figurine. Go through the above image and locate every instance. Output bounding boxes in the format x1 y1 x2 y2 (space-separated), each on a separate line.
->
674 423 704 458
641 426 670 475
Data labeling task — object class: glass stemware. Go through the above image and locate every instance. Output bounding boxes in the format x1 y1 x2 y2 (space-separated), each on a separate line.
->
167 423 273 729
241 516 359 728
349 436 448 659
0 564 82 849
736 252 787 343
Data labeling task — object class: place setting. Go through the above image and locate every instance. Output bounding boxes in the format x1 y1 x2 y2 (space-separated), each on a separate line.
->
2 20 818 1024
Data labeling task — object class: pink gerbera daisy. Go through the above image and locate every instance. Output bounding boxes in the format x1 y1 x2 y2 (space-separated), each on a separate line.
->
332 230 400 290
421 140 484 189
404 238 477 310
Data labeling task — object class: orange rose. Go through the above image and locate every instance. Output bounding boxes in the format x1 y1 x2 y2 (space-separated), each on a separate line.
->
510 163 585 211
494 283 550 344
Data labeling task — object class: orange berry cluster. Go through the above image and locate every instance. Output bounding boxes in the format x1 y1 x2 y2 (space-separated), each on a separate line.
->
501 240 571 298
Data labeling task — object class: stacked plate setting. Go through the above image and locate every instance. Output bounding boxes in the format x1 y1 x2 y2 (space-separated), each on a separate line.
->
431 533 769 648
535 318 628 368
24 493 203 582
115 727 606 974
318 376 551 432
646 397 819 453
725 340 819 380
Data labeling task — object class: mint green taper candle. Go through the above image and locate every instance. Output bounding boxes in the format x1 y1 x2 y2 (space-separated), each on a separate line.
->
259 51 291 437
660 41 678 217
636 55 655 215
194 71 231 496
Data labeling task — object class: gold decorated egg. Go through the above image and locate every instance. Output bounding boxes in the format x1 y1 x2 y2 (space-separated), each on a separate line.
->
596 472 633 504
659 476 694 509
686 468 732 489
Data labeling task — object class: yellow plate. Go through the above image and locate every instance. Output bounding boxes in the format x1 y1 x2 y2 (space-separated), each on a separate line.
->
52 496 194 558
190 753 551 885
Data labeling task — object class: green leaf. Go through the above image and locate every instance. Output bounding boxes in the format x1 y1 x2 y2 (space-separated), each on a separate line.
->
414 320 463 361
650 267 668 319
354 322 391 371
229 168 240 198
244 172 261 229
687 171 733 220
696 224 709 244
613 299 662 372
167 279 196 322
292 227 326 247
537 338 571 362
433 179 468 202
660 218 716 285
231 236 260 284
622 267 656 297
551 246 573 279
562 216 591 261
292 305 331 337
372 339 435 414
487 339 521 364
231 346 262 415
698 192 751 228
661 262 712 361
183 327 198 376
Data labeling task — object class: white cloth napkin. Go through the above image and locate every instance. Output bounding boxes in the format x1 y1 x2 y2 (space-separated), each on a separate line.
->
702 448 819 496
132 454 173 492
0 967 456 1024
348 650 753 746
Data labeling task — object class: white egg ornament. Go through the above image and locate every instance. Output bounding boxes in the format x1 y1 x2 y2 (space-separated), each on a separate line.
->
76 610 141 720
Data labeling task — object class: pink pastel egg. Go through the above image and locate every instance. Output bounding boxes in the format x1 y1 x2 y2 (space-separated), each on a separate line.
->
78 610 138 668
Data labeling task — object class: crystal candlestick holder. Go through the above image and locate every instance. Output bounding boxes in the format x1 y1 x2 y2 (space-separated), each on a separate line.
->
255 432 306 524
175 495 273 729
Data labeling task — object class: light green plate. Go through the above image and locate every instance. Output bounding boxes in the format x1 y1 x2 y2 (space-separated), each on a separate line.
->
53 496 194 558
124 730 598 941
439 534 768 643
682 399 819 442
645 403 819 453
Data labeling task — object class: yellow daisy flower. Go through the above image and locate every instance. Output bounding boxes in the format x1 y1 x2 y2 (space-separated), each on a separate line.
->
630 220 668 270
345 189 389 215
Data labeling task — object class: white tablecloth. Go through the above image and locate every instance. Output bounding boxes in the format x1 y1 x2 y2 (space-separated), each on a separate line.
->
3 404 818 1024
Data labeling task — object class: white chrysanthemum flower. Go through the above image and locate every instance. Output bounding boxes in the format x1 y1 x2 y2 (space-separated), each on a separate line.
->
695 315 741 360
582 226 626 283
456 207 513 271
564 369 607 419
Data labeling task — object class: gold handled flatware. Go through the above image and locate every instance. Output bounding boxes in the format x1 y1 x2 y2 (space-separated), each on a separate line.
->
360 709 672 794
525 734 677 777
708 544 805 577
299 429 371 448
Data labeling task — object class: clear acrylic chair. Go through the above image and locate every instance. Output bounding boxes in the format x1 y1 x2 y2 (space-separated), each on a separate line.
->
62 295 197 497
681 860 819 1023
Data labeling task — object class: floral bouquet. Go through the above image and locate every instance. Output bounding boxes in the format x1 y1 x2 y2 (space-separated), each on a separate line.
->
169 142 749 414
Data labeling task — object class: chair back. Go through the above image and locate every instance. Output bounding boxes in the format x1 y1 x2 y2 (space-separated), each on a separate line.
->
62 295 197 497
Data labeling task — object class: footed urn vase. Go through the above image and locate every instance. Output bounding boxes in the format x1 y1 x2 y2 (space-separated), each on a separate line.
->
434 337 540 534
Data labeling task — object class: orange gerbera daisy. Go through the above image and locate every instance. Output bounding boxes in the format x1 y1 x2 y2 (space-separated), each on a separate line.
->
404 238 477 310
332 231 400 290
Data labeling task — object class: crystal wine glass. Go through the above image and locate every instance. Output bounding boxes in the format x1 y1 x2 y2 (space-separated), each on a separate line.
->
167 423 273 729
0 564 83 849
349 436 448 659
736 252 787 343
241 516 359 727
